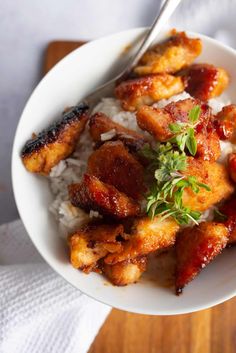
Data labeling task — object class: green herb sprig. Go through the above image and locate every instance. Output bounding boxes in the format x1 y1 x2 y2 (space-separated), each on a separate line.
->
141 142 210 225
168 105 201 156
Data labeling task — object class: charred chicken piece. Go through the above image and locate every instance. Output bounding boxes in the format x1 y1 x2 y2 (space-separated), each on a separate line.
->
87 141 145 200
89 112 147 152
68 174 140 219
102 256 147 286
182 158 234 212
184 63 229 101
115 74 185 111
214 104 236 141
175 222 228 294
105 216 179 264
228 153 236 183
68 222 124 271
21 104 89 175
134 31 202 75
219 195 236 245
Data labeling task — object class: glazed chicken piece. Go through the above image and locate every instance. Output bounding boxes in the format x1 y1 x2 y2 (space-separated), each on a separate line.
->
21 104 89 175
175 222 228 294
136 104 175 141
182 158 234 212
105 216 179 264
134 31 202 75
184 63 229 101
87 141 145 200
214 104 236 141
89 112 147 152
228 153 236 183
219 195 236 245
68 222 124 271
115 74 185 111
102 256 147 286
68 174 140 219
137 98 221 161
195 129 221 161
136 98 211 142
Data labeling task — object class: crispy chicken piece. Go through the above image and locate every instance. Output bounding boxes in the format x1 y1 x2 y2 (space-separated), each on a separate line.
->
87 141 145 200
182 158 234 212
102 256 147 286
136 98 211 140
68 223 124 271
137 98 220 161
219 195 236 245
134 31 202 75
136 104 174 141
184 64 229 101
175 222 228 294
228 153 236 183
21 104 89 175
68 174 140 219
214 104 236 142
89 112 147 152
115 74 185 111
105 216 179 264
195 129 221 161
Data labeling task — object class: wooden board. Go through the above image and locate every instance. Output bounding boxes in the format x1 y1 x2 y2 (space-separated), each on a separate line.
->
44 41 236 353
43 41 86 74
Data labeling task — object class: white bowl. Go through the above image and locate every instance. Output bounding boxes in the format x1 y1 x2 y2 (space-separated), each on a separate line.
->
12 28 236 315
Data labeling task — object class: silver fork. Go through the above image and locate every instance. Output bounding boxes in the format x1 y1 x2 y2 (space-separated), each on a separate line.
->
83 0 182 111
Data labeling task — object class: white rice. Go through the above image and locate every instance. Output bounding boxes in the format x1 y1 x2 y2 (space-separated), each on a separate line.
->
153 91 192 108
100 129 116 141
219 141 236 164
209 95 231 114
48 91 233 237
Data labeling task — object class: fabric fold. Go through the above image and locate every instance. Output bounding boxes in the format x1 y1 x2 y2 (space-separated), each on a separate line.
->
0 220 111 353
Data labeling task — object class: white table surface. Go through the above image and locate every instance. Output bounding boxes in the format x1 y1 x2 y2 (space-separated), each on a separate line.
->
1 0 235 224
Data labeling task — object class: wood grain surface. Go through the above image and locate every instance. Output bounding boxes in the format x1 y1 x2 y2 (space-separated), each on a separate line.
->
44 40 236 353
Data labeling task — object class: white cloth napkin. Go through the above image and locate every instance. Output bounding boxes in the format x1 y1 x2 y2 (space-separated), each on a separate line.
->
0 220 111 353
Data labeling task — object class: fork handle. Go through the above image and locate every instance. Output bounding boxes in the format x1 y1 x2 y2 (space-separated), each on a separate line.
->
122 0 182 75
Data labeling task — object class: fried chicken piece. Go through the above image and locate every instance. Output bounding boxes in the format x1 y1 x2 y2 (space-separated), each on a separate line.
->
219 195 236 245
184 64 229 101
68 174 140 219
68 223 124 270
21 104 89 175
105 216 179 264
137 98 221 161
87 141 145 200
115 74 185 111
175 222 228 294
89 112 147 152
102 257 147 286
182 158 234 212
195 129 221 161
136 98 211 141
228 153 236 183
134 31 202 75
136 104 173 141
214 104 236 142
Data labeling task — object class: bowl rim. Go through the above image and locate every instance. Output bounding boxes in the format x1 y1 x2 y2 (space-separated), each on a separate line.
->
11 27 236 315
